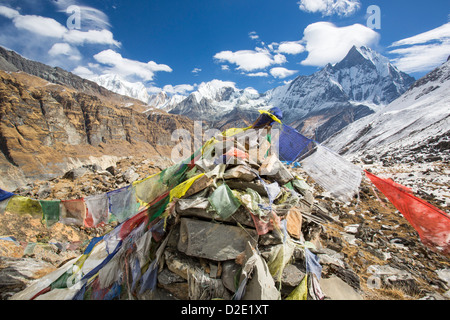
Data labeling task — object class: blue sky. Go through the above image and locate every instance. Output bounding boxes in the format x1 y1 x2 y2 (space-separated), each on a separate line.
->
0 0 449 95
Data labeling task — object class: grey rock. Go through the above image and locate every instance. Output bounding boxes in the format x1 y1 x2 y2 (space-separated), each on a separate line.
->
240 241 281 300
223 165 257 182
259 154 294 185
106 166 117 176
221 261 241 293
122 168 139 183
37 183 51 199
281 264 305 288
157 268 186 286
62 167 88 180
320 276 363 300
176 198 255 228
177 218 258 262
0 257 56 300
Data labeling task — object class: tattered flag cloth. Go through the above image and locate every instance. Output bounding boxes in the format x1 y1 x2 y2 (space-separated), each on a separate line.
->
300 144 362 202
278 124 313 162
365 171 450 254
0 188 15 202
169 173 205 202
60 199 86 225
305 248 322 280
286 274 308 300
253 108 283 128
133 173 166 207
107 185 140 223
84 193 109 227
0 198 11 214
208 182 241 219
40 200 60 228
6 196 43 217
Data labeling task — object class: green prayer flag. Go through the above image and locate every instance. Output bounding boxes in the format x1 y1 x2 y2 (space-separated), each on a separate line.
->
40 200 61 227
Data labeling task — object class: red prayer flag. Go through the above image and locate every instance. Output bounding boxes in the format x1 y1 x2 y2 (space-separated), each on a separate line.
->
365 170 450 255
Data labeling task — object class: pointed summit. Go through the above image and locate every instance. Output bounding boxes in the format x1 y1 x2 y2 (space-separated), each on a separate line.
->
330 46 415 104
334 45 373 69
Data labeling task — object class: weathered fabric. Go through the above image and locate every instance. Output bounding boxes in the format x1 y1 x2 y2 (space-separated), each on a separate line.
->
60 199 86 226
5 196 43 217
300 145 362 202
84 193 109 227
366 170 450 255
107 185 140 223
286 274 308 300
40 200 61 227
278 124 312 162
305 248 322 280
208 183 241 219
0 188 15 202
0 198 12 214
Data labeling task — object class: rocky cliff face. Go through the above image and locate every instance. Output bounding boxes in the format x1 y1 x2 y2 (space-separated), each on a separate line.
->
0 46 150 113
0 70 194 191
148 46 415 142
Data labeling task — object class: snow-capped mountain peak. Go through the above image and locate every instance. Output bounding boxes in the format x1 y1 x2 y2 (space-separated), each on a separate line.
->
193 79 237 103
91 74 151 104
324 57 450 161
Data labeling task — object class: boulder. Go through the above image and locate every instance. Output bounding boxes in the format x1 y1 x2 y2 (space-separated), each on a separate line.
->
62 167 89 180
223 165 258 182
177 218 258 262
239 241 281 300
259 154 294 185
319 276 363 300
0 257 57 300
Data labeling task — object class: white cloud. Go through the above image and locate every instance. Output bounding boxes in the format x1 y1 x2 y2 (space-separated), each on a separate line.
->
163 84 195 95
221 65 230 71
300 22 380 66
63 29 121 47
214 47 287 72
390 23 450 47
245 72 269 77
49 43 73 56
214 49 275 72
13 15 67 38
389 23 450 73
72 66 96 79
147 86 163 95
298 0 361 17
249 31 259 40
93 49 172 82
0 5 120 47
273 53 287 64
0 6 19 19
48 42 81 61
277 41 305 55
192 68 202 74
72 5 111 30
270 67 298 79
389 43 450 73
52 0 111 29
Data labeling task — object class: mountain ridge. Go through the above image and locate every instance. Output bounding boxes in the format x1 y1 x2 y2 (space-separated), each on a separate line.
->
323 57 450 164
0 46 152 113
0 49 195 191
139 46 416 141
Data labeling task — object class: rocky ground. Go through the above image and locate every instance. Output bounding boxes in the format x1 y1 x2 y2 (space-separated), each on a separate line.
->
1 155 449 300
